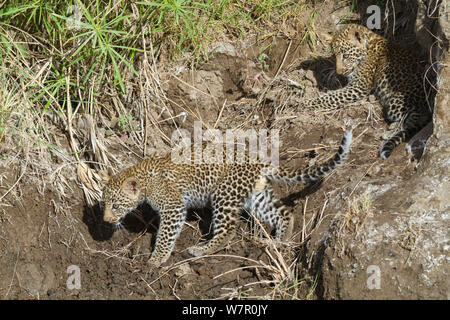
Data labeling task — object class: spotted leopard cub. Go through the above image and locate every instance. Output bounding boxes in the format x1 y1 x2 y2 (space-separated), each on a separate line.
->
298 24 432 159
101 130 352 268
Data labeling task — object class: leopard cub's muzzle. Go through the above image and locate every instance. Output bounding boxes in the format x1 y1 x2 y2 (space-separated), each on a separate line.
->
103 207 119 224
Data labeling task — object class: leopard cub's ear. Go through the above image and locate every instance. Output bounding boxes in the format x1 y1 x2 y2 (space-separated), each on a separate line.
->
321 31 333 42
98 170 111 184
352 30 362 43
121 177 140 199
349 29 367 49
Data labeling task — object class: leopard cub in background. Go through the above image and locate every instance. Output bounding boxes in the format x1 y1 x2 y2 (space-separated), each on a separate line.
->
298 24 432 159
101 130 352 268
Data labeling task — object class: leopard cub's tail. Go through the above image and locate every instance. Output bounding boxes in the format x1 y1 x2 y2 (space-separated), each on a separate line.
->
265 129 352 183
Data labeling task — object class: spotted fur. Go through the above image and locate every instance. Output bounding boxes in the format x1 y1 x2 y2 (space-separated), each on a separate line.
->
101 130 352 267
298 24 432 159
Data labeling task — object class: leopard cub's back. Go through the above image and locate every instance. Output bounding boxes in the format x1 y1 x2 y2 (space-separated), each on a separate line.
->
102 156 264 223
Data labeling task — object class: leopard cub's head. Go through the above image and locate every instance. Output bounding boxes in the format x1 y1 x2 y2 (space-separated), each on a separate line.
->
331 24 369 76
100 169 144 225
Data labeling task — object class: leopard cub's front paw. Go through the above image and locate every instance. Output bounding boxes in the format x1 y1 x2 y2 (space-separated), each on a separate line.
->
187 245 206 257
147 252 170 268
296 98 313 110
290 97 306 109
147 257 162 268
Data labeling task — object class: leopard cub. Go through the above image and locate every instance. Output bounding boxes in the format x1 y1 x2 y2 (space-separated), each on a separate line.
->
297 24 432 159
101 130 352 268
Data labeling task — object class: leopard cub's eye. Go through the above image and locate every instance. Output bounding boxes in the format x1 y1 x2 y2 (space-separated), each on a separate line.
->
112 204 120 210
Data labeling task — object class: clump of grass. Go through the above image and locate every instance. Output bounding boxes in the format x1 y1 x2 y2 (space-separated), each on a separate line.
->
399 222 421 265
0 82 14 144
0 34 31 148
301 8 318 50
340 194 373 236
333 194 374 258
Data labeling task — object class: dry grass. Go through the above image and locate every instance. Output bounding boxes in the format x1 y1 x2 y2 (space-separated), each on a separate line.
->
398 220 422 265
335 193 374 257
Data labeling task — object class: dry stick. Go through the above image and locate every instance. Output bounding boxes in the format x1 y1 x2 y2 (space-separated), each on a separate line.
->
247 211 291 279
152 109 189 124
390 0 396 36
141 29 171 151
214 99 228 129
141 82 172 146
285 146 328 154
171 74 219 102
263 247 284 277
140 276 158 296
141 76 170 146
170 279 181 300
118 96 141 148
29 60 50 85
108 125 143 160
143 86 149 157
5 250 20 297
424 59 441 112
75 69 85 128
314 199 329 233
212 264 277 280
0 168 26 203
165 96 214 134
291 192 332 244
141 32 149 157
146 109 171 143
301 197 308 243
143 39 188 145
66 71 80 163
348 161 377 198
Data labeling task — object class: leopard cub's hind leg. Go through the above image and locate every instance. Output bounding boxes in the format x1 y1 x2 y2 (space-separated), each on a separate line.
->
187 182 247 257
380 111 431 159
246 185 294 242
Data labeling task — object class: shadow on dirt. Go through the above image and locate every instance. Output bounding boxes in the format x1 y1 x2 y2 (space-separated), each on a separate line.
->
81 201 216 245
298 58 347 91
82 204 114 241
82 203 160 242
281 180 325 206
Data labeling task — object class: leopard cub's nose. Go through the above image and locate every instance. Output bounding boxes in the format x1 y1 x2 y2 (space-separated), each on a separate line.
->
103 208 119 223
104 215 118 223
